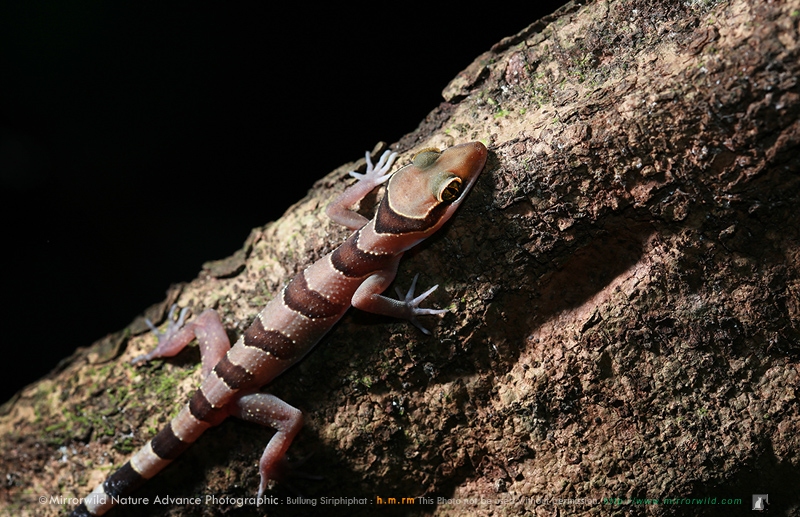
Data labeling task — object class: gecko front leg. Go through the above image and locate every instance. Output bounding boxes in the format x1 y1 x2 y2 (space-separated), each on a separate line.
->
353 271 448 335
326 149 398 230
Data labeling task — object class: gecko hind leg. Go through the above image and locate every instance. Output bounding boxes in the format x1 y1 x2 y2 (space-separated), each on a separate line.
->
146 304 189 343
229 392 306 500
133 305 231 376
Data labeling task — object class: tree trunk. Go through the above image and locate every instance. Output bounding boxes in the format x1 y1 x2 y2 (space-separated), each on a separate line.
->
2 0 799 515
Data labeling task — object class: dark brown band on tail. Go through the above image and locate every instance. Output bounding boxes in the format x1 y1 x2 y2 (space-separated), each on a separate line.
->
103 461 146 498
189 389 226 423
70 503 93 517
150 423 191 460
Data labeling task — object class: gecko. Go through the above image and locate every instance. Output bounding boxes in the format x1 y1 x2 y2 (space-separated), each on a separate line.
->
70 141 487 516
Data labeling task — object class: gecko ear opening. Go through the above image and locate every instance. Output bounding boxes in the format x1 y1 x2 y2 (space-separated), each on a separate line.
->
432 173 462 203
412 148 442 169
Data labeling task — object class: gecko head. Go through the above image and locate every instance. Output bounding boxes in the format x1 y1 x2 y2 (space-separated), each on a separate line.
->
374 141 487 241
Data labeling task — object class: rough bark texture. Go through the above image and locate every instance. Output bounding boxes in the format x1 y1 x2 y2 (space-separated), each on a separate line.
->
2 0 799 515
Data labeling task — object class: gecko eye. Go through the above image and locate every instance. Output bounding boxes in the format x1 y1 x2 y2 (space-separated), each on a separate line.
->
435 175 462 203
412 148 441 169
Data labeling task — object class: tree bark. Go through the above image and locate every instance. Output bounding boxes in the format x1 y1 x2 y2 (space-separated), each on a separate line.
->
2 0 799 515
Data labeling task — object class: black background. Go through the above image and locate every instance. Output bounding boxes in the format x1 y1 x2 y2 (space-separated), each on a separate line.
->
0 3 569 403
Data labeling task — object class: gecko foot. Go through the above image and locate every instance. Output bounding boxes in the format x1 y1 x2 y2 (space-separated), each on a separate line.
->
256 455 322 504
348 149 398 187
131 304 190 365
395 274 449 335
